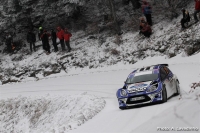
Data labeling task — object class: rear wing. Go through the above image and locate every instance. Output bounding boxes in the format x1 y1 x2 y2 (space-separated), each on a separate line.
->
157 64 169 67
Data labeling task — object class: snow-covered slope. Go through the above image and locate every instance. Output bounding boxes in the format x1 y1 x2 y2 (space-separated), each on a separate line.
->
0 52 199 133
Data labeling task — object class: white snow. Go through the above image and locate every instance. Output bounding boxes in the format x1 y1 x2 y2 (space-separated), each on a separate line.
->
0 1 200 132
0 52 200 133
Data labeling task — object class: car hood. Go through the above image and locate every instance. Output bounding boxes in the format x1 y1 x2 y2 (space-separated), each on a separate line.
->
127 81 152 93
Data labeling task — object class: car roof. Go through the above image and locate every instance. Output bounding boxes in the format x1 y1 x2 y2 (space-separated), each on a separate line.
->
130 64 169 76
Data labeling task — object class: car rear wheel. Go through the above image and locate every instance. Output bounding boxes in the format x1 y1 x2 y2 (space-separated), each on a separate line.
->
175 81 180 96
161 86 167 103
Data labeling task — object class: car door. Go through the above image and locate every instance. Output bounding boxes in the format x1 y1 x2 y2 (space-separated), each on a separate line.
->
160 67 174 98
164 66 176 94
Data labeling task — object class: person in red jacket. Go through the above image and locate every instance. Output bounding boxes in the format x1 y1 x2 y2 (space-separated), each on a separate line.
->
194 0 200 23
140 22 152 38
56 26 65 51
64 28 72 52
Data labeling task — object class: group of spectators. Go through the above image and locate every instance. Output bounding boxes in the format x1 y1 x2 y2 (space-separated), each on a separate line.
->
4 0 200 53
28 27 72 54
5 27 72 54
139 0 200 37
5 26 72 54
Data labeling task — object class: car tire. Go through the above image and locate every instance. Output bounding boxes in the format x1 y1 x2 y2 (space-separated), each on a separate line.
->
175 80 180 96
119 107 126 110
161 85 167 103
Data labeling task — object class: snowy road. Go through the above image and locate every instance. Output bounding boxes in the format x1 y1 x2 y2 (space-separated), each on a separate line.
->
0 54 200 133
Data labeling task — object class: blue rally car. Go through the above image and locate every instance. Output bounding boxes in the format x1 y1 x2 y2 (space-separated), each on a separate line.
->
116 64 180 109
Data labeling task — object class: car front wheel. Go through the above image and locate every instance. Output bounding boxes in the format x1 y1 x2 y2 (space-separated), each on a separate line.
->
161 86 167 103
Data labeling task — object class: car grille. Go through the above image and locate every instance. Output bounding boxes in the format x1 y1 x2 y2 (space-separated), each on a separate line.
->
126 95 151 104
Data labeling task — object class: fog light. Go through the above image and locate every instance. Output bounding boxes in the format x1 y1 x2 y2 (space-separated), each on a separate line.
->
119 98 127 103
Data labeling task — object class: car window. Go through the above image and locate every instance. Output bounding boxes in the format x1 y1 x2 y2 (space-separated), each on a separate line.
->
126 74 158 84
163 66 170 75
160 67 168 81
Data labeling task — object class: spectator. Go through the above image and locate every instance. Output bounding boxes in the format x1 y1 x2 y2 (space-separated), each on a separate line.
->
5 33 13 53
181 9 190 29
64 28 72 52
56 26 65 51
27 30 36 52
140 23 152 38
38 26 45 50
51 29 58 52
139 17 147 30
41 29 51 54
194 0 200 23
141 0 152 26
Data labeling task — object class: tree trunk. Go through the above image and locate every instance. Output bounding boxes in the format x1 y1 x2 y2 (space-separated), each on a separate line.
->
108 0 122 35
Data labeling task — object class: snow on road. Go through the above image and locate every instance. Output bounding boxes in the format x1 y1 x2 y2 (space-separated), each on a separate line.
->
0 53 200 133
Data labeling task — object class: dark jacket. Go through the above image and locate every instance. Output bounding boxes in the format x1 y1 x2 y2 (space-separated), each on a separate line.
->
38 29 43 40
51 31 57 41
41 32 51 44
5 35 13 45
27 32 36 43
182 10 190 22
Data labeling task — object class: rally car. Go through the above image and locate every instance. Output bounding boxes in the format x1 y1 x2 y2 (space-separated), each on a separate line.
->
116 64 180 109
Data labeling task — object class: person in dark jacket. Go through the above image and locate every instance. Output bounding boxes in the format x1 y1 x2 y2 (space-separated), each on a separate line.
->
51 29 58 52
41 29 51 54
38 27 45 50
56 26 65 51
5 33 13 53
141 0 152 26
64 28 72 52
194 0 200 23
140 22 152 38
27 30 36 52
181 9 190 29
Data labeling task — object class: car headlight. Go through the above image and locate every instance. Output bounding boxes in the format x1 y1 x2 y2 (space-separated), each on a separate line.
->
147 85 157 93
121 89 127 96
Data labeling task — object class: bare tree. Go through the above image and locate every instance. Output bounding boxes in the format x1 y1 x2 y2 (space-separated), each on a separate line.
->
152 0 191 20
108 0 122 35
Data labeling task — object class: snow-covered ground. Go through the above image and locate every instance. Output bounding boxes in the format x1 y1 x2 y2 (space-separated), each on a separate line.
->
0 52 200 133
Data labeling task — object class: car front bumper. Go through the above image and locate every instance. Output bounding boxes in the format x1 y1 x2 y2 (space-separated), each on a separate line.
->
118 91 163 107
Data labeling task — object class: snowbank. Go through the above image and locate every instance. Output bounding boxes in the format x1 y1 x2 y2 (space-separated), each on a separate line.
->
0 92 105 133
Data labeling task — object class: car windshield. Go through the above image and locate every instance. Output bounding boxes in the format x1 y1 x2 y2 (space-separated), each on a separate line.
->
126 74 158 84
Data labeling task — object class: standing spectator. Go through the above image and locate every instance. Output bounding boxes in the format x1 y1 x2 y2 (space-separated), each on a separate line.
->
140 23 152 38
27 30 36 52
64 28 72 52
38 26 45 50
181 9 190 29
141 0 152 26
51 29 58 52
41 29 51 54
194 0 200 23
5 33 13 53
56 26 65 51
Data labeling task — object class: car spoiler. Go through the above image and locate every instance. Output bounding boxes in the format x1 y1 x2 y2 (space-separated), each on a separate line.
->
157 64 169 67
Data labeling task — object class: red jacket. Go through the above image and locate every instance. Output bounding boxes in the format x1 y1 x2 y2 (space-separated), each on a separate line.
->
56 29 64 40
64 32 72 41
141 24 152 33
195 0 200 10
